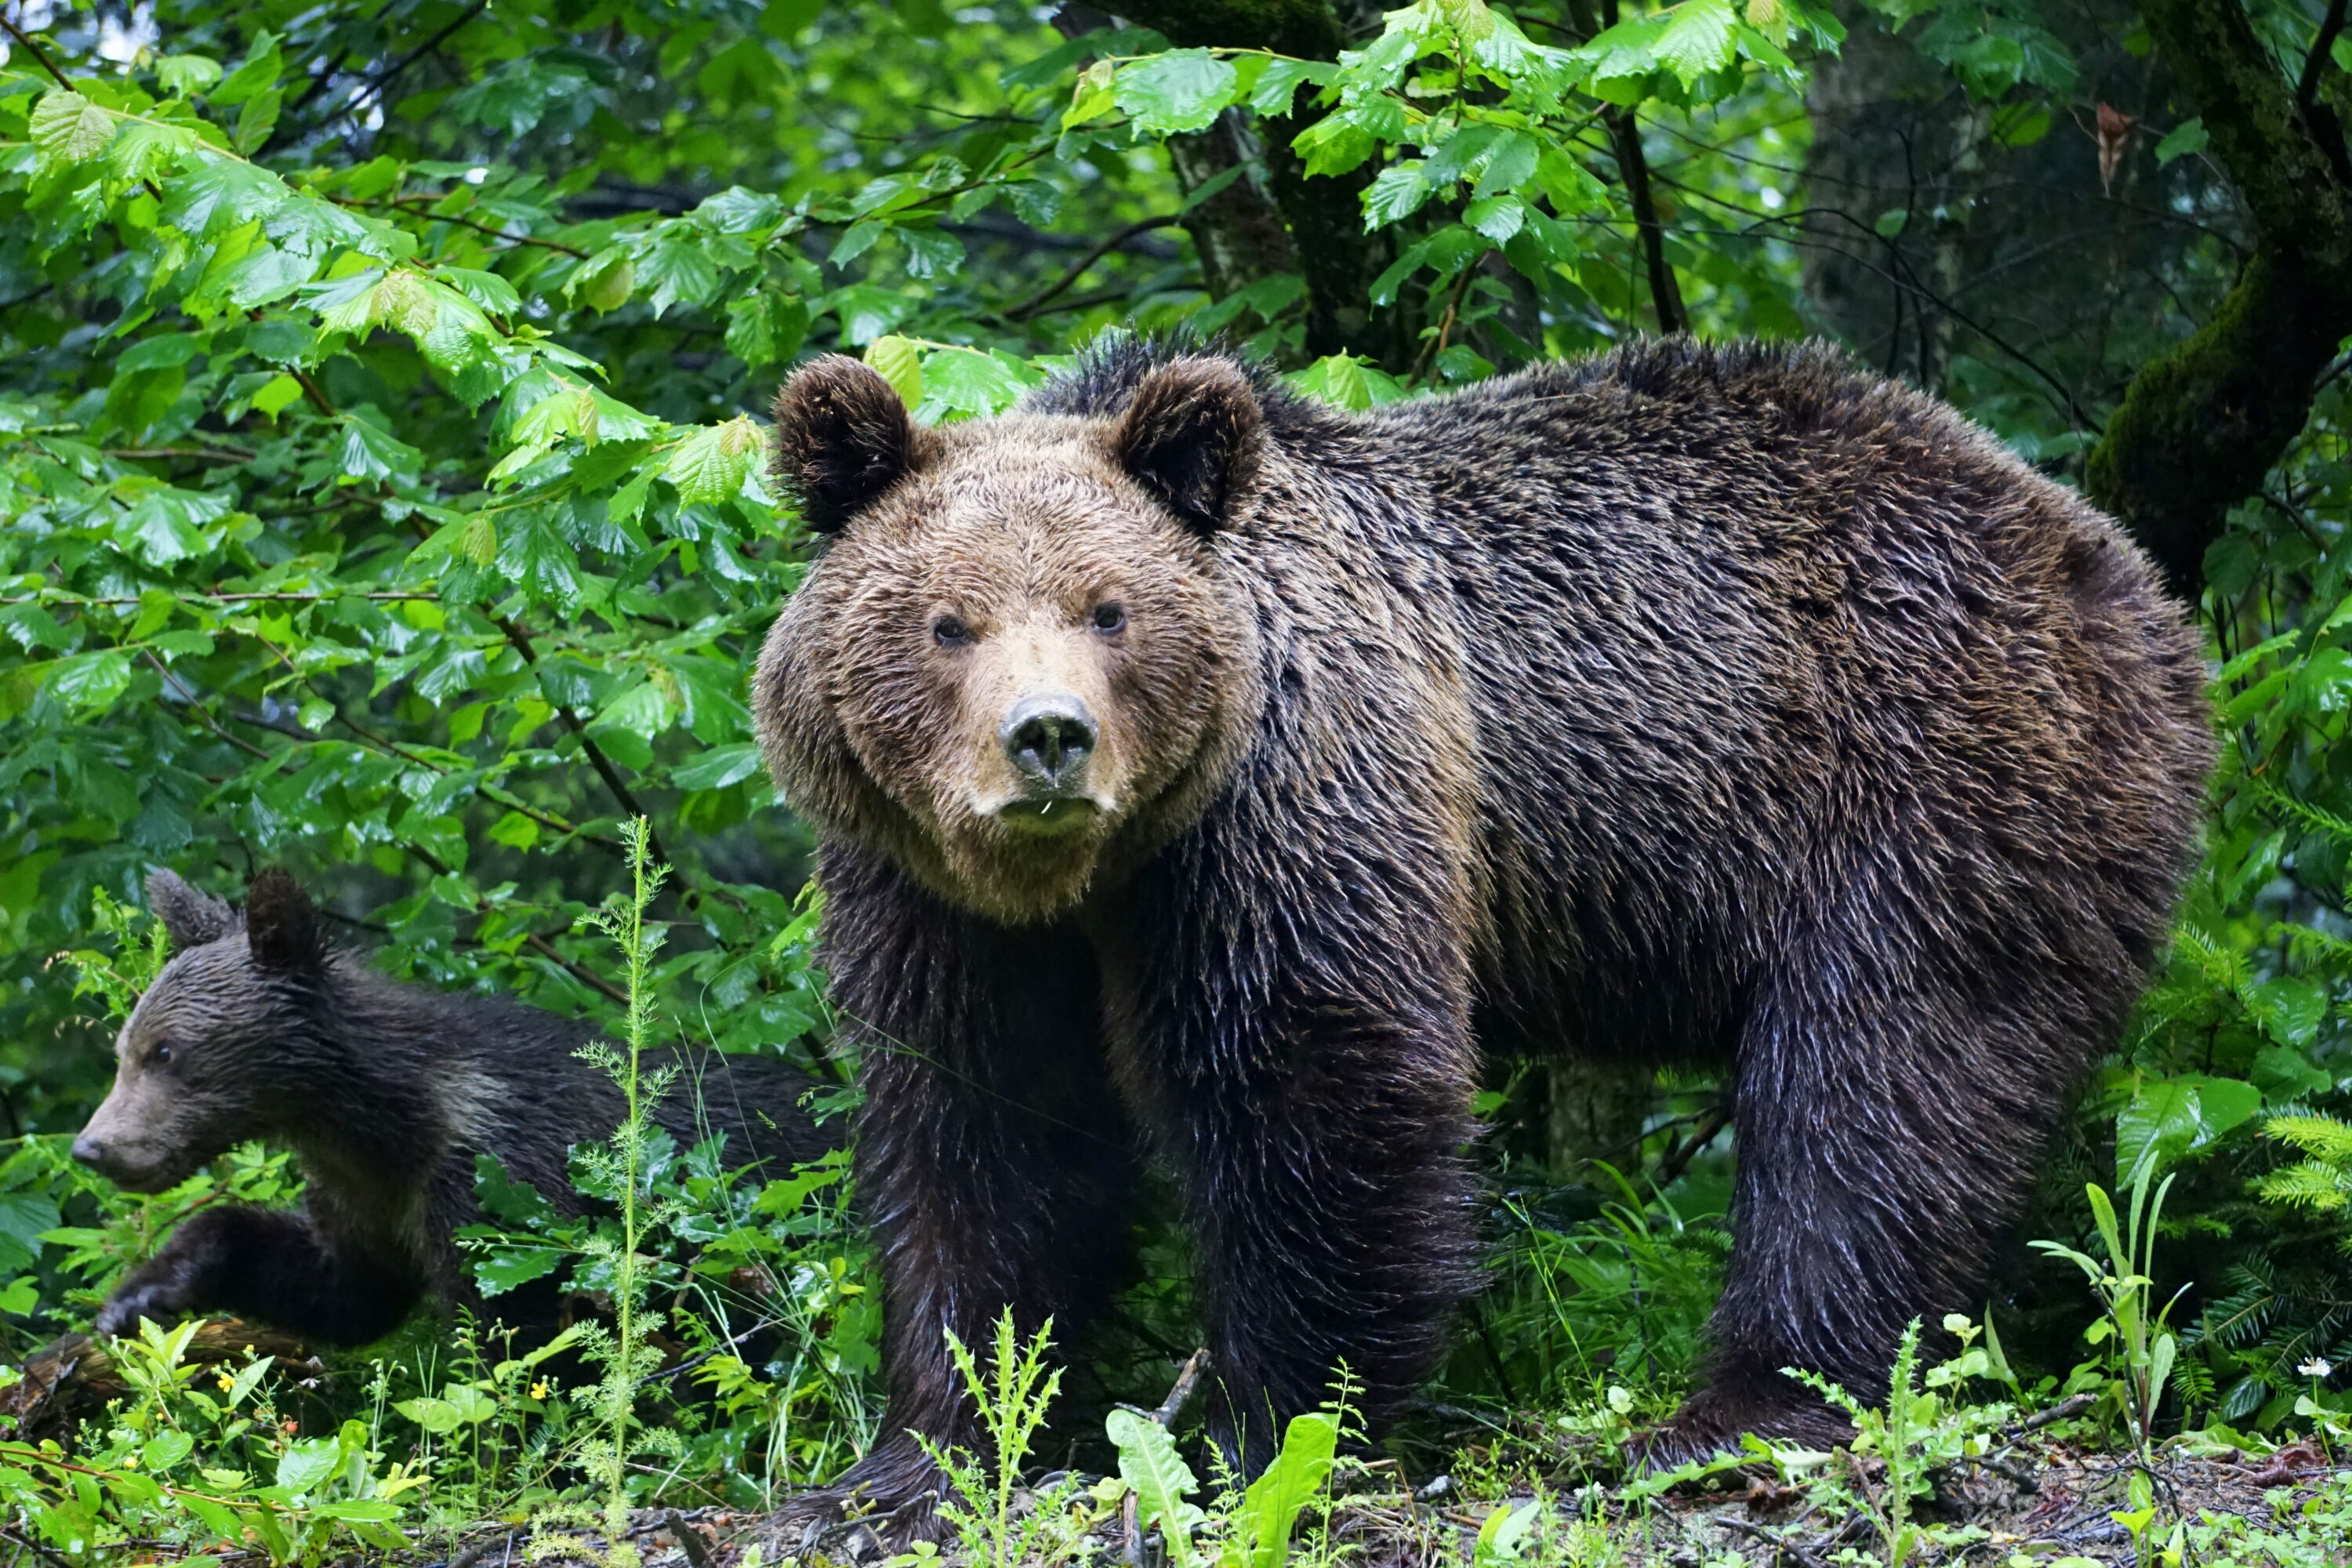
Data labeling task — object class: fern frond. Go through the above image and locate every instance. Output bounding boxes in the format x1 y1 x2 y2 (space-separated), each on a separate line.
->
2252 1161 2352 1211
2266 1113 2352 1164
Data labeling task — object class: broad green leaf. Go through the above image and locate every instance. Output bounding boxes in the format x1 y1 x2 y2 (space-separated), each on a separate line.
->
1363 164 1433 228
29 90 118 166
674 742 766 791
920 347 1033 419
274 1436 341 1494
1654 0 1740 85
157 54 223 96
2154 118 2207 166
865 336 925 408
1235 1412 1338 1568
2116 1075 2263 1179
665 416 764 503
1105 1409 1204 1568
1114 49 1240 134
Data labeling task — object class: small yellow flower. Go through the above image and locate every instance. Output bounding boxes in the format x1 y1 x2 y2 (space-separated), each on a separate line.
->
216 1373 235 1392
530 1381 550 1400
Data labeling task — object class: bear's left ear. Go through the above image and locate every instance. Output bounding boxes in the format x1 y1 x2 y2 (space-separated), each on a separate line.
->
244 869 326 975
147 869 234 953
1112 358 1265 532
770 355 924 534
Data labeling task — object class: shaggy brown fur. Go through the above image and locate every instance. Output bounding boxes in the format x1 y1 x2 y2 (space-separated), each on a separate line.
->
77 870 832 1345
753 336 2212 1507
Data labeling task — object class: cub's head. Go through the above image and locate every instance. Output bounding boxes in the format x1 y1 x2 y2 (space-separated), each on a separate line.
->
754 350 1269 923
72 869 331 1192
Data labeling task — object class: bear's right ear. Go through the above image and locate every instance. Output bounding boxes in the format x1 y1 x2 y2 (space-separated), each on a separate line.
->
146 869 234 953
770 355 921 534
1112 358 1265 533
244 869 327 975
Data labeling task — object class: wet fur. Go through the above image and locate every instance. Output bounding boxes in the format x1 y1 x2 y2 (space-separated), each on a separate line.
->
82 870 831 1345
754 335 2214 1507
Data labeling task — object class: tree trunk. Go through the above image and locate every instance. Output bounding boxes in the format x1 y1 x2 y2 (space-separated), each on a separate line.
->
2084 0 2352 597
1109 0 1410 367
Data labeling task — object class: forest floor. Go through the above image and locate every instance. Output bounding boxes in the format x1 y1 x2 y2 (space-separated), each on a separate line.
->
578 1442 2352 1568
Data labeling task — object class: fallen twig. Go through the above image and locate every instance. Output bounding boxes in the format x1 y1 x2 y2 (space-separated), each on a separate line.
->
1152 1348 1212 1428
663 1512 717 1568
1712 1515 1829 1568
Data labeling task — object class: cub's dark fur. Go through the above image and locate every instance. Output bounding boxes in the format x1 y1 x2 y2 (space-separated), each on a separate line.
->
76 869 831 1345
754 335 2213 1506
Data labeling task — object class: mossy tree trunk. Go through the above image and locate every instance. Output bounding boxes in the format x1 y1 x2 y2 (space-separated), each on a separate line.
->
1106 0 1411 368
2085 0 2352 596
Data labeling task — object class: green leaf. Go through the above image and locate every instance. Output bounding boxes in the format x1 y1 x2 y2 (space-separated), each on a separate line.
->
340 416 424 483
42 651 134 715
637 230 724 316
665 416 764 504
1363 164 1434 228
1250 57 1335 117
1105 1409 1204 1568
2153 118 2207 166
1235 1412 1338 1568
1654 0 1740 85
1114 49 1240 134
274 1436 340 1494
920 347 1033 420
0 1193 60 1274
157 55 223 96
2251 1044 2332 1104
28 90 118 167
674 742 766 791
865 336 925 408
2242 976 2328 1051
1287 354 1407 412
2116 1075 2263 1179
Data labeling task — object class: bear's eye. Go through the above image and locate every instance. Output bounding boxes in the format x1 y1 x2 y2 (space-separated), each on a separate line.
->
932 615 973 648
1091 602 1127 634
152 1043 173 1065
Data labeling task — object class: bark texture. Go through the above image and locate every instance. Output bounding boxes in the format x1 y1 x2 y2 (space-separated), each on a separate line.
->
1109 0 1409 366
2084 0 2352 595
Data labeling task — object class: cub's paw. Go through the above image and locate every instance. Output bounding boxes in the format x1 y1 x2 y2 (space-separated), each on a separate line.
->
1633 1389 1853 1474
94 1282 191 1339
757 1446 949 1559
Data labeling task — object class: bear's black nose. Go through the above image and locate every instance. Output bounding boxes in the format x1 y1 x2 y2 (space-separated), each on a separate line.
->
1002 696 1097 790
71 1134 105 1171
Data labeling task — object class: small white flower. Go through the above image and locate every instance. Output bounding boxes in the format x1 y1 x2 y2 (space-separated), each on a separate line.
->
2299 1357 2334 1380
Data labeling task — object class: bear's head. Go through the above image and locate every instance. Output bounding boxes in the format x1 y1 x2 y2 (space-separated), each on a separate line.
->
754 352 1268 923
73 869 330 1192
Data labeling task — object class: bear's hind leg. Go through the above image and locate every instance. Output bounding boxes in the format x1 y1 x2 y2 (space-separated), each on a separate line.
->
1648 903 2114 1465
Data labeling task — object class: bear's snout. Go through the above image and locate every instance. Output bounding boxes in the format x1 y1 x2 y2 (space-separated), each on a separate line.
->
71 1130 164 1191
1000 695 1097 794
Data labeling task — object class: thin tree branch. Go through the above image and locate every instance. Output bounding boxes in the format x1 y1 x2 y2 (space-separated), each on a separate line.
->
335 0 492 119
1005 214 1184 320
0 8 74 93
2299 0 2348 111
1608 107 1686 335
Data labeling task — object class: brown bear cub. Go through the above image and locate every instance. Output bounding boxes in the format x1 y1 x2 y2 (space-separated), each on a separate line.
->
754 335 2212 1503
74 869 831 1345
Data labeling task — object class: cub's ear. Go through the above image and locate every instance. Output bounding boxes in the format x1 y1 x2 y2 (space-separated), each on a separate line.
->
244 869 326 975
771 355 922 534
146 869 234 953
1112 358 1265 532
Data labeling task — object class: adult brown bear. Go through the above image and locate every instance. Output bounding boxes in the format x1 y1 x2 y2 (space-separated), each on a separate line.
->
753 335 2212 1505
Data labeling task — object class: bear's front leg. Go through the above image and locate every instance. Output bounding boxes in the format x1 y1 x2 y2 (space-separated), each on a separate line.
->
1181 1040 1483 1470
799 848 1141 1530
97 1205 419 1344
